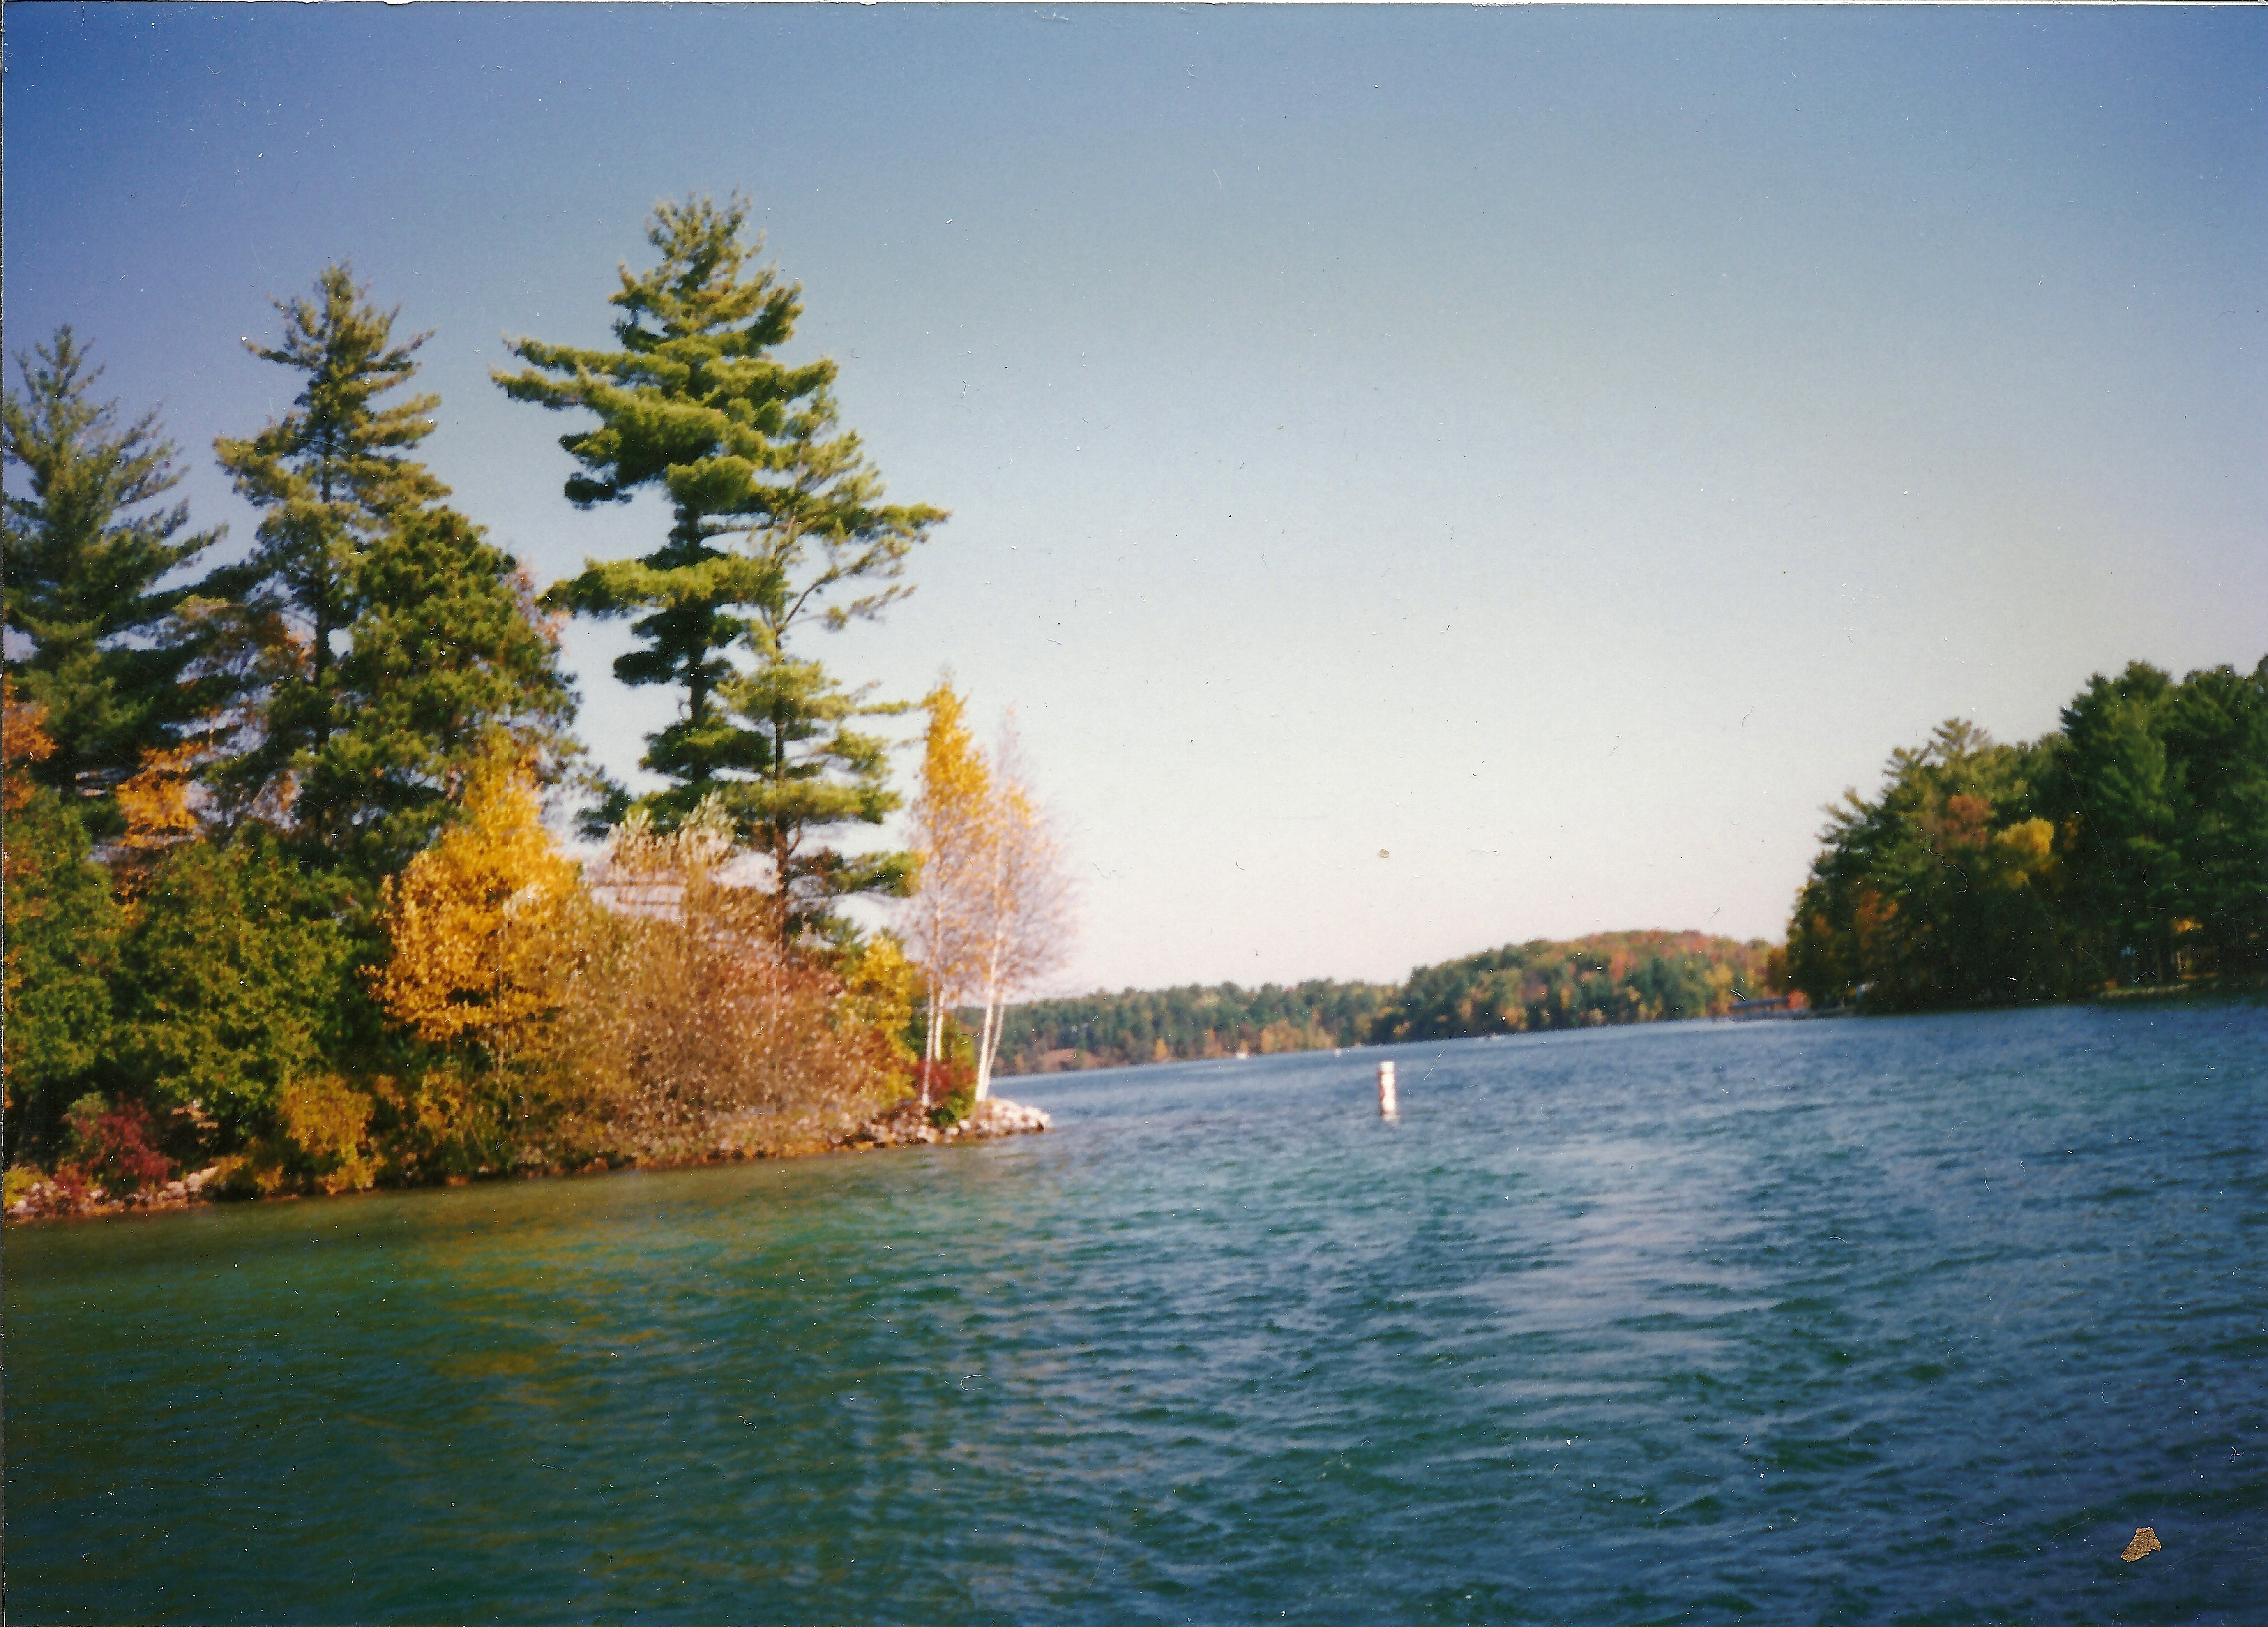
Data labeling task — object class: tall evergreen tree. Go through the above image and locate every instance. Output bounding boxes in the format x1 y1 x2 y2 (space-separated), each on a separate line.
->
497 194 942 935
2052 663 2184 983
2 329 232 833
219 265 576 868
1784 656 2268 1008
215 263 449 796
2160 658 2268 975
300 508 578 879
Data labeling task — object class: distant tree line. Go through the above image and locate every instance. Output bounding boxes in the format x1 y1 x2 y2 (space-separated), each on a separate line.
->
1371 930 1780 1041
987 930 1779 1074
985 979 1396 1073
1785 659 2268 1011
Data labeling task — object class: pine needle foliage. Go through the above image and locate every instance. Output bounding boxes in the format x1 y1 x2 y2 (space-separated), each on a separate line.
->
217 265 447 679
215 263 449 800
498 195 941 933
726 652 910 942
218 266 575 869
1786 658 2268 1005
304 508 577 877
2 330 232 831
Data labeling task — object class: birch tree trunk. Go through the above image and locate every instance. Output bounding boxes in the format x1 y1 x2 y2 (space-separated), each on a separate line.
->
973 840 1010 1101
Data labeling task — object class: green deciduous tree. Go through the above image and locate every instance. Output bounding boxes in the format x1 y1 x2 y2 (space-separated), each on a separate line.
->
2 329 233 835
113 831 353 1150
3 683 123 1163
498 195 941 934
1376 930 1778 1041
985 979 1397 1076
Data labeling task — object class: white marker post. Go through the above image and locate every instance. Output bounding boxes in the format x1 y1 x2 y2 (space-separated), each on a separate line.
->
1377 1059 1398 1118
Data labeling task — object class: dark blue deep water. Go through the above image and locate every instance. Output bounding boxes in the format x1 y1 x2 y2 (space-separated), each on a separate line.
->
7 1002 2264 1623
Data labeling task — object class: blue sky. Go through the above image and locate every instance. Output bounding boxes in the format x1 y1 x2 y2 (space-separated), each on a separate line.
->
6 4 2263 993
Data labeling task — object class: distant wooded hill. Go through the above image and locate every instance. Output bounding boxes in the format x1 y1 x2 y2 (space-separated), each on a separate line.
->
985 930 1780 1076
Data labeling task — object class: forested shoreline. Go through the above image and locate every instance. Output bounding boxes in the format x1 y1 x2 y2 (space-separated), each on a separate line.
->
5 195 2260 1221
992 662 2268 1073
987 931 1781 1074
3 199 1070 1221
1784 661 2267 1011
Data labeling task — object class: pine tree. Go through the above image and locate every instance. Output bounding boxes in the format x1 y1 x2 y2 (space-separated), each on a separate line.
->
2160 658 2268 975
215 263 449 798
220 265 577 868
498 195 942 933
302 507 578 878
2 329 232 833
725 653 909 942
2055 664 2183 984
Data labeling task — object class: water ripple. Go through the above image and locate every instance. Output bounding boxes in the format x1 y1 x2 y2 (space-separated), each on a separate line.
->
8 1003 2265 1622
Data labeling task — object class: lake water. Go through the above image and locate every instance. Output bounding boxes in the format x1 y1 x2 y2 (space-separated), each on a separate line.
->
7 1003 2264 1623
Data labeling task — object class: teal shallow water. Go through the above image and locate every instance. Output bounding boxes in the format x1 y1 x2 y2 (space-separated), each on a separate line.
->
6 1003 2264 1623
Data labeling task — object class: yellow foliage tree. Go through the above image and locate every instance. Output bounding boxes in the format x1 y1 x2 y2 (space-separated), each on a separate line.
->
904 678 994 1082
2 676 56 816
901 686 1075 1100
111 742 207 869
373 764 915 1170
836 930 919 1084
965 714 1074 1101
1991 817 2057 883
370 757 580 1060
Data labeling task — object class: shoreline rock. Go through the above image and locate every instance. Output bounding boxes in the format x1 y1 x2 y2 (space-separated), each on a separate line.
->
4 1098 1053 1224
5 1163 224 1224
835 1095 1053 1151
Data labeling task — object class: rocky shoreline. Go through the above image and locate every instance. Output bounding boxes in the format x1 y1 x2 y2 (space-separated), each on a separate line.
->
4 1096 1053 1224
841 1095 1053 1151
4 1161 229 1223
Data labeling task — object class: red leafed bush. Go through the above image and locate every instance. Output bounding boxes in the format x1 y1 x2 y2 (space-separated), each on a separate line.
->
62 1096 175 1195
910 1057 971 1102
908 1059 976 1126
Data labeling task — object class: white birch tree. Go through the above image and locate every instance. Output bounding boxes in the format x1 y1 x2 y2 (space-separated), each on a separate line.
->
967 716 1073 1100
903 680 991 1103
903 692 1074 1104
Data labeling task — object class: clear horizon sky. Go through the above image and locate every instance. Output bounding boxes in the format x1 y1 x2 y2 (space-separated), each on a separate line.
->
6 4 2263 996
